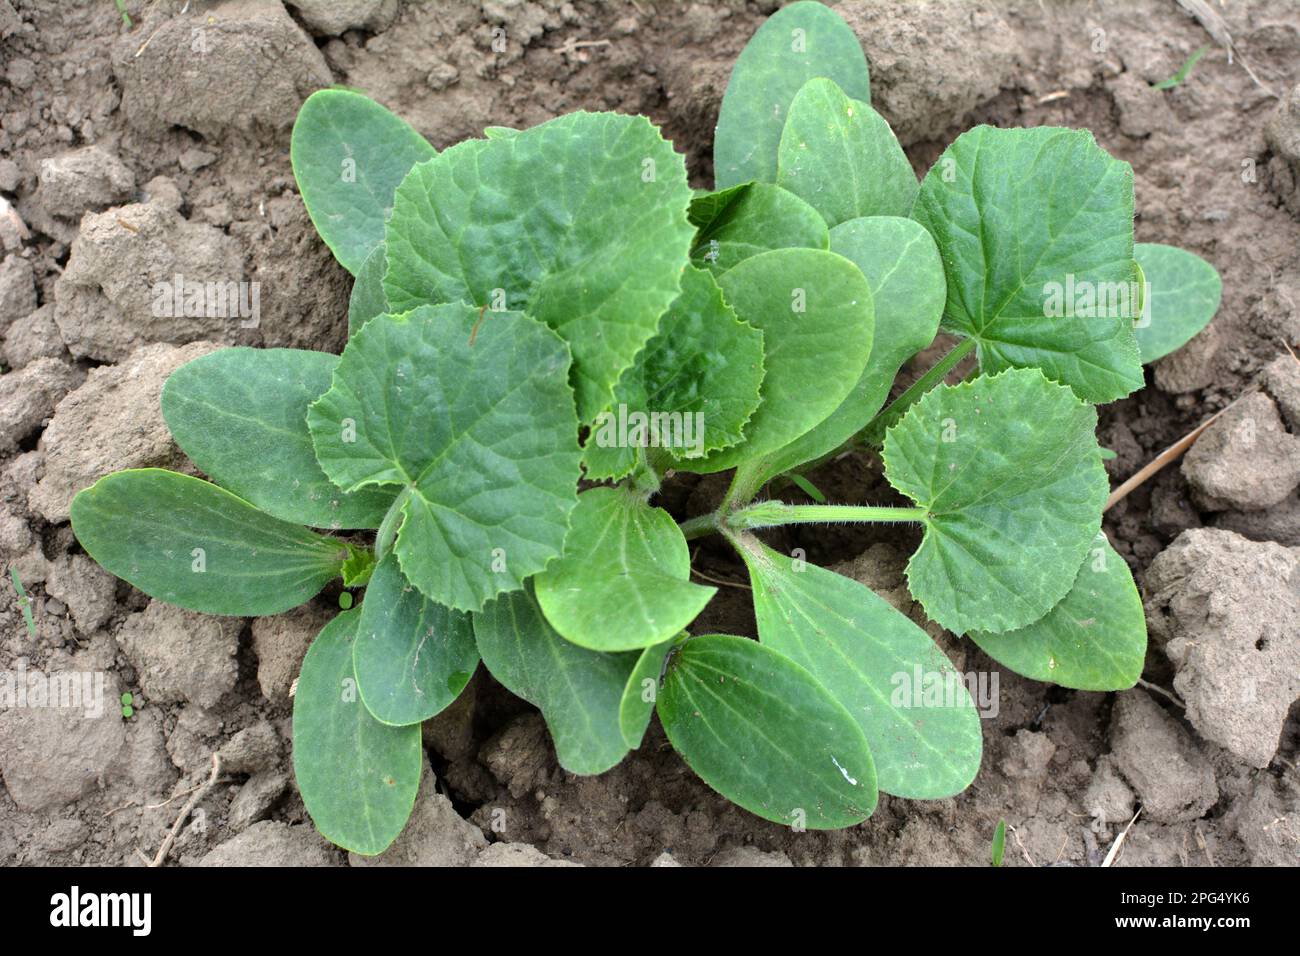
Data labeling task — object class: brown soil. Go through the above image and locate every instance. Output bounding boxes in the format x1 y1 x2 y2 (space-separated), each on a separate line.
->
1 0 1297 867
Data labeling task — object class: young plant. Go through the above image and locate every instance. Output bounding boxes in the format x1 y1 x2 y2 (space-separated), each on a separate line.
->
70 1 1222 853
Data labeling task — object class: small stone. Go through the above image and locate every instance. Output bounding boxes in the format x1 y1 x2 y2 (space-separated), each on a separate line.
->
36 145 135 219
0 254 36 328
1082 756 1136 825
710 847 794 867
1182 392 1300 511
1109 690 1219 823
227 770 288 832
217 720 281 774
472 842 581 867
195 821 340 867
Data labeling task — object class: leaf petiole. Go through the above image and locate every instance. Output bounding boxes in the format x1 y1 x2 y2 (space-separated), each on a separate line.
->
727 501 927 531
860 337 976 446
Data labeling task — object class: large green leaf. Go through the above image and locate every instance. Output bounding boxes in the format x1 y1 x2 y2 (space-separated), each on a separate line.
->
657 634 878 828
534 487 715 652
71 469 345 616
912 125 1142 404
678 248 874 473
162 348 395 530
472 587 644 775
739 216 946 488
292 609 421 855
1132 242 1221 364
882 368 1108 634
382 112 694 421
290 89 436 275
354 554 478 726
971 536 1146 690
348 244 389 336
583 266 764 480
688 182 829 275
714 0 870 189
776 78 916 227
307 305 581 612
739 540 981 799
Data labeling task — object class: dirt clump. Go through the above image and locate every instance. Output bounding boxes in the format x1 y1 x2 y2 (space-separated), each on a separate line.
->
1144 527 1300 768
1107 690 1220 824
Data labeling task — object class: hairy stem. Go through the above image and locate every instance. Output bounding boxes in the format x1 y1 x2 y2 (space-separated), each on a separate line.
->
678 513 720 540
860 337 976 446
727 501 927 531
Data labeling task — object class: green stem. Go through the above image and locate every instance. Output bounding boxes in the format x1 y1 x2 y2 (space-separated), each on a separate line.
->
677 513 720 541
860 338 976 446
374 487 411 561
727 501 927 531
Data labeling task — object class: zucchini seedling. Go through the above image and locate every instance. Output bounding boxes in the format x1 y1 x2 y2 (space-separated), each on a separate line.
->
71 2 1221 853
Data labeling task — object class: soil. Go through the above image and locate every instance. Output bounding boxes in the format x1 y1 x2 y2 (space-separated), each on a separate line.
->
1 0 1298 867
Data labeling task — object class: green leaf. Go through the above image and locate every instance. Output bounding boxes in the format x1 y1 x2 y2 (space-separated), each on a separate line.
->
71 469 345 616
657 634 878 828
354 554 479 726
991 819 1007 867
348 244 389 336
714 0 870 189
688 182 829 275
292 609 421 855
882 368 1109 633
534 487 715 651
739 216 946 486
912 125 1142 404
739 539 981 798
290 89 436 275
162 348 395 530
583 265 765 480
307 305 581 612
341 543 375 587
1132 242 1221 364
619 639 676 750
970 536 1146 690
678 247 875 473
776 78 916 227
382 112 694 422
472 587 644 775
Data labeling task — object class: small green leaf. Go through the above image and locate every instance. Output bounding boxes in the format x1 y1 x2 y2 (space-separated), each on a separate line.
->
776 78 916 227
882 368 1109 633
740 540 982 799
912 125 1142 404
340 543 375 587
991 819 1007 867
714 0 870 189
382 112 694 422
162 348 395 530
740 216 946 486
290 89 436 275
534 487 715 652
787 472 827 503
473 587 644 775
71 469 345 616
583 265 765 480
307 305 581 612
353 554 478 726
1132 242 1221 364
292 609 421 855
679 247 874 473
657 634 878 829
971 536 1146 690
619 638 676 750
1152 45 1208 90
688 182 829 275
348 244 389 336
